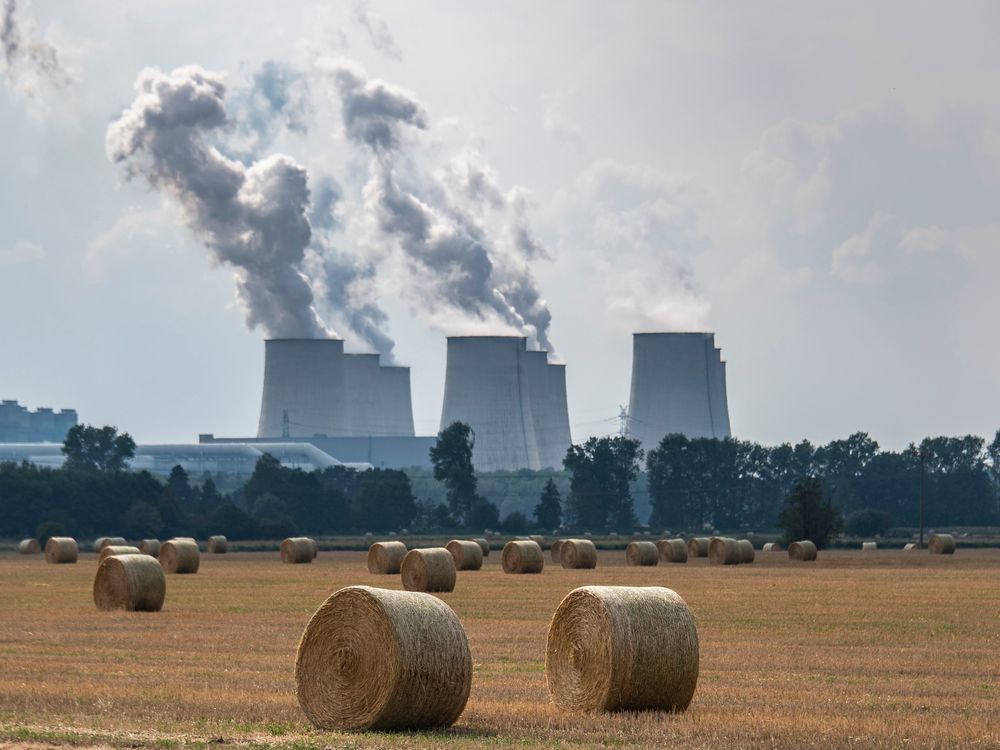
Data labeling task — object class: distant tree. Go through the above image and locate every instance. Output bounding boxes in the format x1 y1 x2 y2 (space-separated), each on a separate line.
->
166 465 194 506
779 477 842 548
61 425 136 473
500 511 528 534
157 485 185 536
467 496 500 531
563 436 643 532
207 501 259 540
251 492 289 521
352 469 418 532
844 508 894 537
988 430 1000 487
430 422 483 528
35 520 65 548
122 500 163 538
534 479 562 530
200 478 225 512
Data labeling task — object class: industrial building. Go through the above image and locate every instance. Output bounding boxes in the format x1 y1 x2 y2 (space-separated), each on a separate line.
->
627 332 731 451
439 336 572 472
0 400 77 443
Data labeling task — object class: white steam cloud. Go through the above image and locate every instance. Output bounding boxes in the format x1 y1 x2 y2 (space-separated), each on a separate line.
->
1 0 71 94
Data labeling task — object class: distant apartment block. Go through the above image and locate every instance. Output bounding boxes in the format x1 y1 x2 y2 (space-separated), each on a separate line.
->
0 400 78 443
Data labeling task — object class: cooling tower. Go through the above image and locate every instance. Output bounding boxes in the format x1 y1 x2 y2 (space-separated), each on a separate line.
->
440 336 542 472
342 353 380 436
374 366 415 437
257 339 347 438
544 363 572 469
627 332 731 451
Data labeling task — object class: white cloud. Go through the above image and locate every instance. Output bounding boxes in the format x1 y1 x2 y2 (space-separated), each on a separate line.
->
0 238 44 265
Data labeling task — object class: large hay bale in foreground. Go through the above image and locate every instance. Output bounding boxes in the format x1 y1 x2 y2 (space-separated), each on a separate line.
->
861 541 877 551
295 585 472 730
282 537 315 565
207 535 228 553
708 537 740 565
626 541 659 566
446 540 483 571
560 539 597 570
159 539 200 574
737 539 755 564
44 537 78 564
99 545 141 563
94 536 126 552
93 554 166 612
502 540 545 574
762 542 782 552
401 548 456 592
545 585 699 713
686 537 710 558
929 534 956 555
18 538 40 555
367 541 407 574
139 539 160 557
472 537 490 557
788 540 818 561
657 539 688 564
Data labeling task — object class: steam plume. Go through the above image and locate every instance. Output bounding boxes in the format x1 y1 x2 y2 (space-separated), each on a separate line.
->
1 0 71 92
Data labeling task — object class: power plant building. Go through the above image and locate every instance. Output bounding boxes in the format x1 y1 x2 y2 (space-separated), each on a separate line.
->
0 400 77 443
627 332 731 451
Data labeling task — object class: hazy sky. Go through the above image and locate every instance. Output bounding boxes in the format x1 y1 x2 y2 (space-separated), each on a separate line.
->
2 1 998 450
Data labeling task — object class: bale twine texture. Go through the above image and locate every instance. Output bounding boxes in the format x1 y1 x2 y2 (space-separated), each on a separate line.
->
139 539 160 557
929 534 956 555
95 536 127 551
159 539 201 574
502 540 545 574
657 539 688 563
762 542 782 552
861 541 877 551
788 540 818 561
367 541 407 574
295 585 472 730
44 537 78 564
99 545 140 563
551 539 565 563
626 541 659 566
18 538 40 555
472 537 490 556
545 585 699 713
401 548 457 592
207 535 228 553
708 537 740 565
282 537 315 564
686 537 710 558
560 539 597 570
93 554 166 612
446 540 484 571
737 539 755 564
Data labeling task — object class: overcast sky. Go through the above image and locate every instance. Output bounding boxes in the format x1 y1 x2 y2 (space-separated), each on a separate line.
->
2 0 998 450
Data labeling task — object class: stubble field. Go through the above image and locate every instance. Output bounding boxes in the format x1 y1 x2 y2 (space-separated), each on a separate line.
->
0 546 998 749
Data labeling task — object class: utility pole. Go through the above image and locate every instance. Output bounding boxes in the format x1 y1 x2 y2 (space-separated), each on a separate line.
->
617 406 630 438
919 449 926 549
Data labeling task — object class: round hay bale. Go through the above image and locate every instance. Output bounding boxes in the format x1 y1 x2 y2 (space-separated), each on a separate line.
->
139 539 160 557
545 585 699 713
472 537 490 557
686 537 709 558
737 539 755 564
551 539 565 563
626 541 658 566
929 534 956 555
18 538 40 555
98 545 140 563
309 538 319 558
95 536 126 552
400 548 456 592
657 539 688 564
559 539 597 570
446 540 484 571
207 535 228 554
502 540 545 574
861 541 877 551
282 537 315 565
788 540 818 561
44 537 78 564
903 542 916 551
708 537 740 565
529 534 546 549
761 542 782 552
93 554 166 612
295 585 472 730
367 541 407 574
159 538 200 574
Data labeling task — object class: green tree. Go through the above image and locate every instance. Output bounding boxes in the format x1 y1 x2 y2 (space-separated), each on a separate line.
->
61 425 136 473
467 496 500 531
779 477 842 548
534 478 562 530
122 500 163 537
563 436 642 532
430 422 480 527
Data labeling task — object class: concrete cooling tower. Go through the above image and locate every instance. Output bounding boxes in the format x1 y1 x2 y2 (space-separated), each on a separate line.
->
627 332 731 451
440 336 571 472
257 339 415 439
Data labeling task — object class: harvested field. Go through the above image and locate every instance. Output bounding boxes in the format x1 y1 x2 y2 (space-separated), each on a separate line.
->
0 548 998 749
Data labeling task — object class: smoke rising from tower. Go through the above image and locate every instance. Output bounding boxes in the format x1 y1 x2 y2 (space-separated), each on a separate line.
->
1 0 71 93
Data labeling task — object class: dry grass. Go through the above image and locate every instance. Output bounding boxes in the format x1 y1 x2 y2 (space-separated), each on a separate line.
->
0 548 998 749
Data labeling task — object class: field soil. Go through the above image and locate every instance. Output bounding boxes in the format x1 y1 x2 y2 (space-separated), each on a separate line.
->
1 548 998 749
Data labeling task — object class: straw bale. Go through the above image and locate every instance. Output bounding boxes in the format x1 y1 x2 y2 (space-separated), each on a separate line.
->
98 545 140 563
18 538 40 555
559 539 597 570
139 539 161 557
295 585 472 730
44 537 78 564
93 554 166 611
686 537 709 558
472 537 490 557
737 539 755 564
159 538 201 573
551 539 565 563
502 540 545 573
708 537 740 565
401 548 456 592
929 533 956 554
446 540 483 571
368 541 407 574
282 537 315 564
207 535 228 553
529 534 546 549
761 542 782 552
545 585 699 713
788 540 818 561
657 539 688 564
625 541 658 566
